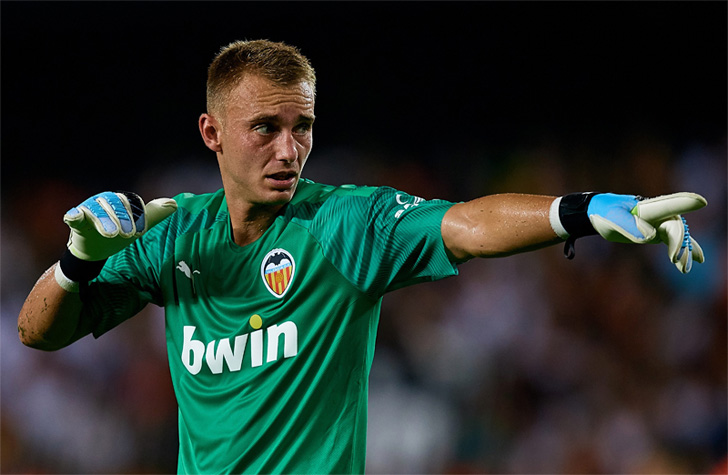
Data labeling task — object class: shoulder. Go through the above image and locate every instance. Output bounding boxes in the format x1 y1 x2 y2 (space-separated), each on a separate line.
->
171 188 226 215
169 188 227 225
289 179 452 216
146 188 227 241
289 179 378 205
285 179 380 221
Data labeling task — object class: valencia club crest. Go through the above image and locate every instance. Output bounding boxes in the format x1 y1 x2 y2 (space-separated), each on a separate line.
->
261 249 296 298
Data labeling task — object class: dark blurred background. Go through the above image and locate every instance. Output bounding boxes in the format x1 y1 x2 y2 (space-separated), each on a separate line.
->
2 1 726 473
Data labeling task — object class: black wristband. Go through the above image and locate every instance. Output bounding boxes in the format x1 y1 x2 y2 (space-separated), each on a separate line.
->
59 249 107 283
559 192 599 238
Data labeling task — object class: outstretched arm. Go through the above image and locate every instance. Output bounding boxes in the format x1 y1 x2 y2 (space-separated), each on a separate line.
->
441 191 707 273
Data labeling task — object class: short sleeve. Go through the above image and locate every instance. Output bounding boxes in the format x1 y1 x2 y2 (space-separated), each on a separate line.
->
308 186 459 297
79 219 167 338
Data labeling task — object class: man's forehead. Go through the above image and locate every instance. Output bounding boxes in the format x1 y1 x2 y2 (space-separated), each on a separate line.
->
230 75 315 112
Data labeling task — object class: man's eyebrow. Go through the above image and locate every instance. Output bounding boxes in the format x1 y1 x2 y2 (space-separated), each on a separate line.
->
249 115 279 124
249 114 315 124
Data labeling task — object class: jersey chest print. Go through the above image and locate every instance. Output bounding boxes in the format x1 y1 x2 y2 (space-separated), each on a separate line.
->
176 247 300 376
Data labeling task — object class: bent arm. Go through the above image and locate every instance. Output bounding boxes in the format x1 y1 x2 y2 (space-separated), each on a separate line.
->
442 193 561 261
18 262 93 351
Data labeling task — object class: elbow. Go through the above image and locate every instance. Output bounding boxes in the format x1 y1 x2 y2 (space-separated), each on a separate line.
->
17 318 66 352
18 327 40 349
17 316 36 348
18 334 65 352
17 326 51 351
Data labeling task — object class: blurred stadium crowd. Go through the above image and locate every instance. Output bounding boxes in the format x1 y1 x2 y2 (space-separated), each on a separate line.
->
1 134 726 473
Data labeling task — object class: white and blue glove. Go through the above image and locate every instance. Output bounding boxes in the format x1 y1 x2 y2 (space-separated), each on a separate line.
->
55 191 177 291
550 192 707 273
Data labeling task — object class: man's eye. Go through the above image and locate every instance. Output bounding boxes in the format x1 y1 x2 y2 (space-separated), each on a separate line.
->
254 124 272 135
294 123 312 134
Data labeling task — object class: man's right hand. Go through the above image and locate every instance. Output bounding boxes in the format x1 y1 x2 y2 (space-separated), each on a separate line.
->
64 191 177 261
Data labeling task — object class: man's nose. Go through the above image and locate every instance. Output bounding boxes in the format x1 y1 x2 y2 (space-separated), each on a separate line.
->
274 132 299 163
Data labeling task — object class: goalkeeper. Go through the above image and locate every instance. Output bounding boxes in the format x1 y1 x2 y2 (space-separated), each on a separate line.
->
17 40 707 474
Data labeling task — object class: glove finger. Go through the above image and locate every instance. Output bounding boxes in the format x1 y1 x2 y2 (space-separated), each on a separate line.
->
590 214 656 243
123 192 146 234
657 216 684 261
114 192 146 237
676 247 693 274
676 234 693 274
64 196 110 232
143 198 178 231
65 193 119 236
74 204 117 237
97 191 136 237
63 206 87 228
632 192 707 223
658 216 704 274
691 236 705 264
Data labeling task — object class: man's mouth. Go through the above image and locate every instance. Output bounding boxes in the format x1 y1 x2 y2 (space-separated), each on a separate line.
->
266 171 298 189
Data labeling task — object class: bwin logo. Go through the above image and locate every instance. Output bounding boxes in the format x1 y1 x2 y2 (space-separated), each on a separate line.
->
181 315 298 375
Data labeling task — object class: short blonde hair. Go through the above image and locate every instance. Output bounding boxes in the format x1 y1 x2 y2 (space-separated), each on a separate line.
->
206 39 317 116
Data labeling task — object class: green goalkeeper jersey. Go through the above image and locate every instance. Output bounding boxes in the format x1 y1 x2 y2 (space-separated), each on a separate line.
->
80 179 458 474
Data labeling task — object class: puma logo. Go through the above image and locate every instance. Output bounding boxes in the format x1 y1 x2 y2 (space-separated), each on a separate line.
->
177 261 201 279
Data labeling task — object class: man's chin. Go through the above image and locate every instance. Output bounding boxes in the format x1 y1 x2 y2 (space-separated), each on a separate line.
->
260 185 298 207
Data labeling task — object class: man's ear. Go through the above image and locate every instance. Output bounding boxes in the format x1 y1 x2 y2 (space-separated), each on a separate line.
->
199 113 223 153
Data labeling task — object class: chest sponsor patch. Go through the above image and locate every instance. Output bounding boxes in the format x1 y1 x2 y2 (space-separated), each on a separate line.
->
261 248 295 298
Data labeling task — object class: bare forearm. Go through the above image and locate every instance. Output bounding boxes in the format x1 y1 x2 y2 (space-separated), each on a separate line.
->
442 194 561 261
18 262 87 351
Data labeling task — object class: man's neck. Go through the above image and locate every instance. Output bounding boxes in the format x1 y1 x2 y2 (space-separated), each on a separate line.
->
227 200 283 247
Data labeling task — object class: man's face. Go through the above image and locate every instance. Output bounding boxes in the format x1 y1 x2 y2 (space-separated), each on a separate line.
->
213 74 315 210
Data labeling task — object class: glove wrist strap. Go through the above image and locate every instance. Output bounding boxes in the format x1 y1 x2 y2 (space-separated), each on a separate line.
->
54 263 80 293
59 249 107 284
549 197 569 239
558 192 599 238
551 192 600 260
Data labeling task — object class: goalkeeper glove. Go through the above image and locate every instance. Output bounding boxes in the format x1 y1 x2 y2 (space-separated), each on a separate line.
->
55 191 177 292
550 192 707 273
